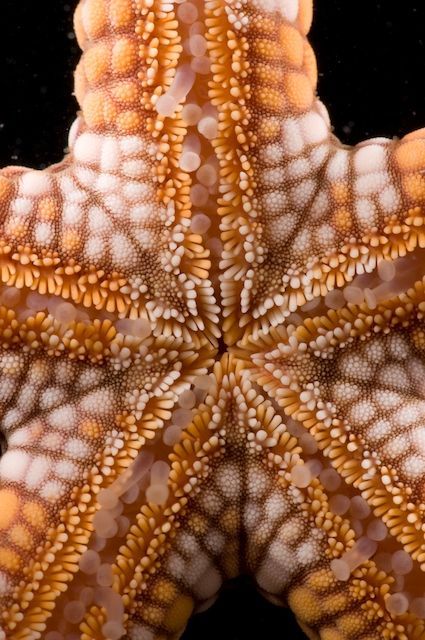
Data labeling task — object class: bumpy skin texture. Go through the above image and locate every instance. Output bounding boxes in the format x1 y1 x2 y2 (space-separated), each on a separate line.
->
1 0 425 639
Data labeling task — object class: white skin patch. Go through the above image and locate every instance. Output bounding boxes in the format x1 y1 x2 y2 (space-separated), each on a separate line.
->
128 625 155 640
215 463 240 499
41 480 66 502
73 132 103 164
48 406 77 430
326 149 349 180
26 456 51 488
281 119 304 156
353 143 388 174
19 171 51 197
300 111 329 145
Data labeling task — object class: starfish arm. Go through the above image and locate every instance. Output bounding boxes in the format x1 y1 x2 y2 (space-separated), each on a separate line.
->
215 0 334 344
240 128 425 342
0 335 214 635
217 0 425 345
0 0 219 341
239 277 425 637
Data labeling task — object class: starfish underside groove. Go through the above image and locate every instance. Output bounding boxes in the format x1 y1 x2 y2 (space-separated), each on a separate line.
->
1 0 425 638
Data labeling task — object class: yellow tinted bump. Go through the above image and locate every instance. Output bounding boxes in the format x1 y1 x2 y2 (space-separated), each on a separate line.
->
151 579 178 604
143 605 164 626
321 629 345 640
299 0 314 35
257 87 286 113
0 176 12 201
83 91 105 128
74 60 88 108
80 418 102 439
403 173 425 201
5 217 28 241
288 586 322 624
62 229 82 253
110 0 134 28
404 127 425 141
22 502 40 529
333 207 352 232
279 25 304 67
0 490 19 530
187 513 208 535
303 41 318 87
112 39 138 75
323 592 349 615
337 613 367 635
116 110 143 133
412 328 425 351
111 80 139 104
221 507 239 534
163 595 194 632
254 16 276 36
331 182 349 204
73 3 87 49
103 96 119 125
258 117 281 141
394 138 425 172
83 0 108 40
0 547 22 572
253 64 285 86
306 569 337 593
9 525 32 551
285 72 314 112
253 39 283 61
38 197 59 222
84 44 110 85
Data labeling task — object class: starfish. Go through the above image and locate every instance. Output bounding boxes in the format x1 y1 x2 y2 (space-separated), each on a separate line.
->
2 0 425 639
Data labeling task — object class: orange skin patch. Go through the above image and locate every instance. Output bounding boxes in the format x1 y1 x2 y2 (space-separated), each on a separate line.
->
38 197 59 222
333 207 353 232
303 40 318 87
331 182 350 204
403 174 425 201
0 490 19 530
79 418 102 438
253 39 285 61
394 138 425 172
111 39 139 75
83 43 111 85
111 79 140 104
163 595 194 633
110 0 134 28
298 0 314 35
256 87 286 113
257 117 281 141
116 109 143 133
253 64 285 87
9 525 33 551
0 548 22 573
0 176 12 201
284 71 314 111
279 24 305 67
82 0 108 41
82 90 106 128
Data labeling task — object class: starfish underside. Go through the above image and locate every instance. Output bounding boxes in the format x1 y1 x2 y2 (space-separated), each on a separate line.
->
1 1 425 639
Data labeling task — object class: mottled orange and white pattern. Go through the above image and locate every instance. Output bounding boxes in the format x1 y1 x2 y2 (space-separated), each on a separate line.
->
1 0 425 639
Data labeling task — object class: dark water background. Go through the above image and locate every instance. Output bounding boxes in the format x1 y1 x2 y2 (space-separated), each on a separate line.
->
1 1 425 637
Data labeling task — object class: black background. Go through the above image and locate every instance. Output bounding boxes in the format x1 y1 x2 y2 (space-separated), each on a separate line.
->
1 1 425 638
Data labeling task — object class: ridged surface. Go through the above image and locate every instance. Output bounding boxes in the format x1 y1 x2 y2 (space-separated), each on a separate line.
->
0 1 425 639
